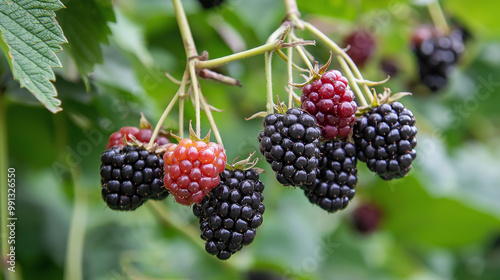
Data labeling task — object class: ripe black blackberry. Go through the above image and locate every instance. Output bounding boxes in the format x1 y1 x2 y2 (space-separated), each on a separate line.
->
353 101 417 180
198 0 224 9
412 26 466 91
351 203 383 234
304 140 357 212
100 146 168 211
258 108 321 187
193 169 265 260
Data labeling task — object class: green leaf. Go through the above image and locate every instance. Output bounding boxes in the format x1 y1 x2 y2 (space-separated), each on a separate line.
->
0 0 67 113
57 0 115 84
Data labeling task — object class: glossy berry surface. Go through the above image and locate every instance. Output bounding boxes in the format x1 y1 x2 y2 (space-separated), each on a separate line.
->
193 169 265 260
351 203 383 234
100 146 167 211
344 30 376 67
353 101 417 180
258 108 321 187
163 138 227 205
304 140 357 212
412 26 466 91
301 70 358 139
106 126 170 149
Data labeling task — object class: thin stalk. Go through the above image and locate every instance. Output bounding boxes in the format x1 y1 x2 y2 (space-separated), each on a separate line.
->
172 0 198 58
301 21 374 103
1 96 16 280
265 51 274 114
189 62 201 138
63 172 87 280
287 36 294 108
294 44 315 73
199 93 223 145
428 0 450 34
179 97 184 139
196 41 285 69
337 57 368 107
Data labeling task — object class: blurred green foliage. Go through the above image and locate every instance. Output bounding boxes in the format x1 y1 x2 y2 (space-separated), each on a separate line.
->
1 0 500 279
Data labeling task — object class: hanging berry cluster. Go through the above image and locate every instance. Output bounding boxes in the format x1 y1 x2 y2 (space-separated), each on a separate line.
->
93 0 473 262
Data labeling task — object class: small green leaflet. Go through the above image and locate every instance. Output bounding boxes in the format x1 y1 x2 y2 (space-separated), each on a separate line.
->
0 0 67 113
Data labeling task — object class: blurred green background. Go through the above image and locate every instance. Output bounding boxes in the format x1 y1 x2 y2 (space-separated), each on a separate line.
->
1 0 500 279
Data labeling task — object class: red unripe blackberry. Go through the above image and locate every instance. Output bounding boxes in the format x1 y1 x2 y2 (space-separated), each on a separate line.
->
106 126 170 149
353 101 417 180
100 146 168 211
304 140 357 212
301 70 358 139
351 203 383 234
344 30 376 67
193 169 265 260
163 138 227 205
258 108 321 187
412 26 466 92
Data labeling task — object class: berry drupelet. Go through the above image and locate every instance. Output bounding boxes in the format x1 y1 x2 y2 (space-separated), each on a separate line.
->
353 101 417 180
301 70 358 139
100 146 167 210
193 169 265 260
258 108 321 187
304 140 357 212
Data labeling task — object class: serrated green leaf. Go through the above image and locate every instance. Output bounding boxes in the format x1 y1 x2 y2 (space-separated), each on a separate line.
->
0 0 67 113
57 0 115 85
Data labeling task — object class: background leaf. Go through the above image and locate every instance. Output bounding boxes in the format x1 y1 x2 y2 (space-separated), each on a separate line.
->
0 0 67 113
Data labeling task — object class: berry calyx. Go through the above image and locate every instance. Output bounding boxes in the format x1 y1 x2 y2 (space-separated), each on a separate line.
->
193 168 265 260
353 101 417 180
106 126 170 149
163 138 227 205
100 145 168 211
300 70 358 139
304 139 357 212
258 108 321 187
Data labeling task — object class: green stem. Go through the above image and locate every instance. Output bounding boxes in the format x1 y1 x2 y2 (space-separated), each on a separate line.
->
286 36 294 108
189 62 201 138
148 91 181 147
428 0 450 34
63 171 87 280
1 96 16 280
199 93 223 146
179 96 185 139
294 44 315 73
172 0 198 58
265 51 274 114
196 41 287 69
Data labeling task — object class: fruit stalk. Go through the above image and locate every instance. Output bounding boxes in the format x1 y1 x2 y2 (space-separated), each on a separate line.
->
172 0 198 58
189 61 202 137
427 0 450 34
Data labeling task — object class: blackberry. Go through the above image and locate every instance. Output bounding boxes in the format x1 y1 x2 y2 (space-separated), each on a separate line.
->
412 26 466 91
344 30 376 67
352 101 417 180
351 203 383 234
304 140 357 212
100 146 168 210
198 0 224 9
258 108 321 187
193 169 265 260
301 70 358 139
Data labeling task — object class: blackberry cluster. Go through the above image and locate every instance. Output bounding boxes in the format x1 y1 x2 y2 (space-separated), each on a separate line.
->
100 146 168 211
353 101 417 180
412 27 466 91
258 108 321 187
304 140 357 212
193 169 265 260
198 0 224 9
301 70 358 139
